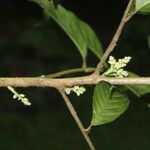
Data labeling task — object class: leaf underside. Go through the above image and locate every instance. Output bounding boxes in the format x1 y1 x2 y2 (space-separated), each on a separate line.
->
131 0 150 14
30 0 103 66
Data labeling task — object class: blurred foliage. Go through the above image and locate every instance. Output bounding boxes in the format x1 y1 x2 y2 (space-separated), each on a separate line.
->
0 18 81 77
0 0 150 150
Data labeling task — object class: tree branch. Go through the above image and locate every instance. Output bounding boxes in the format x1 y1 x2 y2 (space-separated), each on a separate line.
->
94 0 134 75
44 67 95 78
59 90 95 150
0 0 144 149
1 76 150 88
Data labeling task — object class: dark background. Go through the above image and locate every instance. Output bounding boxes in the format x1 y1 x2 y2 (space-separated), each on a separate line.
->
0 0 150 150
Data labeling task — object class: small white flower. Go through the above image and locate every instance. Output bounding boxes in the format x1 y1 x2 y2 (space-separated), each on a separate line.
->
123 56 131 63
116 69 128 78
40 75 45 78
21 98 31 106
79 87 86 93
20 94 25 97
108 56 116 65
7 86 31 106
65 88 71 95
13 94 17 99
105 56 131 77
65 86 86 96
114 62 124 69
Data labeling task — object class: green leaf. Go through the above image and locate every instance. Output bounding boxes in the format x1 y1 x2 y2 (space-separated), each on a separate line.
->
30 0 103 66
91 81 129 126
131 0 150 14
125 72 150 97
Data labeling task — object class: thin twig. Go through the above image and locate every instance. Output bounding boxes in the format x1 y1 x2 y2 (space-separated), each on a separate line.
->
84 125 92 134
125 11 136 22
44 67 95 78
94 0 134 75
59 90 95 150
1 76 150 88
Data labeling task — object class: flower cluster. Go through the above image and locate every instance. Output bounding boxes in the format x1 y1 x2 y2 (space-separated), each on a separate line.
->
7 86 31 106
65 86 86 96
104 56 131 77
